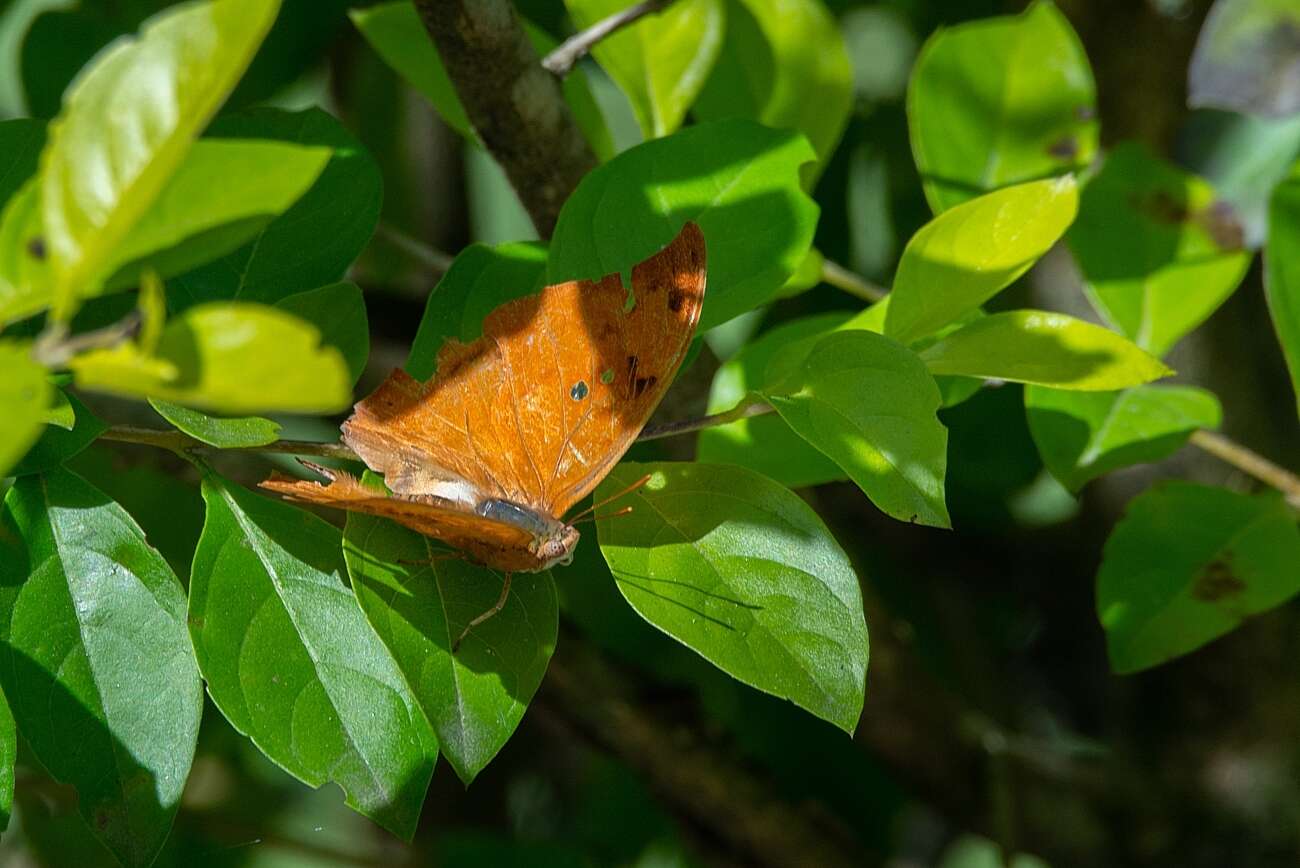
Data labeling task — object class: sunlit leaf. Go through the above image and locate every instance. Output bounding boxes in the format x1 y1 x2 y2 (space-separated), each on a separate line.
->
595 461 868 733
885 177 1079 344
548 119 817 329
1098 482 1300 673
190 473 438 838
273 281 370 384
907 0 1097 212
764 329 950 527
0 468 202 867
1025 384 1222 491
344 482 558 785
919 310 1172 390
566 0 724 138
168 108 383 309
1265 163 1300 418
0 340 50 478
1069 144 1252 357
694 0 852 183
41 0 282 320
69 302 352 414
1189 0 1300 118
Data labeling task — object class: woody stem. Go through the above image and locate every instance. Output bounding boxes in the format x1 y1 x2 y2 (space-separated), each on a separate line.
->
1190 429 1300 509
540 0 680 77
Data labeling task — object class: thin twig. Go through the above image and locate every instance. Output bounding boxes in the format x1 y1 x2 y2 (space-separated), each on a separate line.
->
99 425 358 460
1190 429 1300 509
31 311 142 367
637 398 774 441
375 224 454 274
820 259 888 303
542 0 679 77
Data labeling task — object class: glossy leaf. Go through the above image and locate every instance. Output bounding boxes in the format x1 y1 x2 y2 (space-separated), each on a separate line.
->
764 329 950 528
0 340 50 478
566 0 724 138
919 310 1172 390
885 177 1079 344
344 489 558 785
694 0 853 182
407 241 547 378
1098 482 1300 673
0 469 202 867
69 302 353 414
1025 384 1222 491
190 473 438 838
100 138 332 289
274 281 370 384
168 108 383 309
11 388 106 476
1069 144 1252 357
1265 164 1300 417
149 399 280 449
1189 0 1300 118
0 682 11 832
698 313 849 488
907 0 1097 213
352 3 614 160
595 461 868 733
41 0 281 319
548 119 818 329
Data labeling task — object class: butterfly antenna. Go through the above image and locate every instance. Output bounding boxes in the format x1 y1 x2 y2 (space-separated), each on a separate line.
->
566 474 652 525
570 506 634 526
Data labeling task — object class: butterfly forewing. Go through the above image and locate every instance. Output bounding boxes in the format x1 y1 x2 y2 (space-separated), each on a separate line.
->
341 222 707 518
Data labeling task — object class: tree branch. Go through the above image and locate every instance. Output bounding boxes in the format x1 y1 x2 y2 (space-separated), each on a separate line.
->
412 0 597 236
1191 429 1300 508
541 0 679 77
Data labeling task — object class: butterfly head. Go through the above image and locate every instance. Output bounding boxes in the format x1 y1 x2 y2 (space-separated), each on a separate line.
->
532 523 580 570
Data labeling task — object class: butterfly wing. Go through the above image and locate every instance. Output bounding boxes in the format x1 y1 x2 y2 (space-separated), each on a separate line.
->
342 222 707 517
260 464 544 572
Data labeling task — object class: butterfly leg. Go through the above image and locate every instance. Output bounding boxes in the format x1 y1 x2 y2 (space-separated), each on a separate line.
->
452 572 512 653
398 551 464 567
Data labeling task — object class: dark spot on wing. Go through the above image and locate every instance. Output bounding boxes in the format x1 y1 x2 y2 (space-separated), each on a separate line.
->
570 380 589 401
1192 554 1246 602
632 374 658 398
668 287 688 312
26 237 45 260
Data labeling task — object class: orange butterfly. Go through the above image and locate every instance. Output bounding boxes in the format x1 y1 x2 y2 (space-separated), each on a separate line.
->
262 222 706 644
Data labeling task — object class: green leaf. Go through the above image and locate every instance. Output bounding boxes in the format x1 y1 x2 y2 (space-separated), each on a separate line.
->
919 310 1172 391
885 177 1079 344
407 242 547 378
100 138 332 290
0 177 51 325
0 468 202 867
1265 163 1300 418
698 313 849 488
42 388 74 429
0 340 50 478
343 489 558 785
566 0 724 138
149 399 281 449
41 0 282 320
273 281 370 384
595 461 868 733
190 473 438 838
11 388 106 476
69 302 353 414
548 119 818 329
168 108 383 309
352 3 615 160
1025 384 1222 491
907 0 1098 213
0 682 11 832
694 0 852 183
763 329 950 527
1097 482 1300 673
1068 144 1252 357
1189 0 1300 118
0 118 44 209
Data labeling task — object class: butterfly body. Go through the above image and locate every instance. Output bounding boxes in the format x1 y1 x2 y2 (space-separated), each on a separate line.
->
261 222 706 577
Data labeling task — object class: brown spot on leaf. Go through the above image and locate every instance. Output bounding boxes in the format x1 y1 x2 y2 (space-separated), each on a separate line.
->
1047 136 1079 161
1132 190 1189 224
1198 200 1245 251
1193 554 1246 602
26 237 45 260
